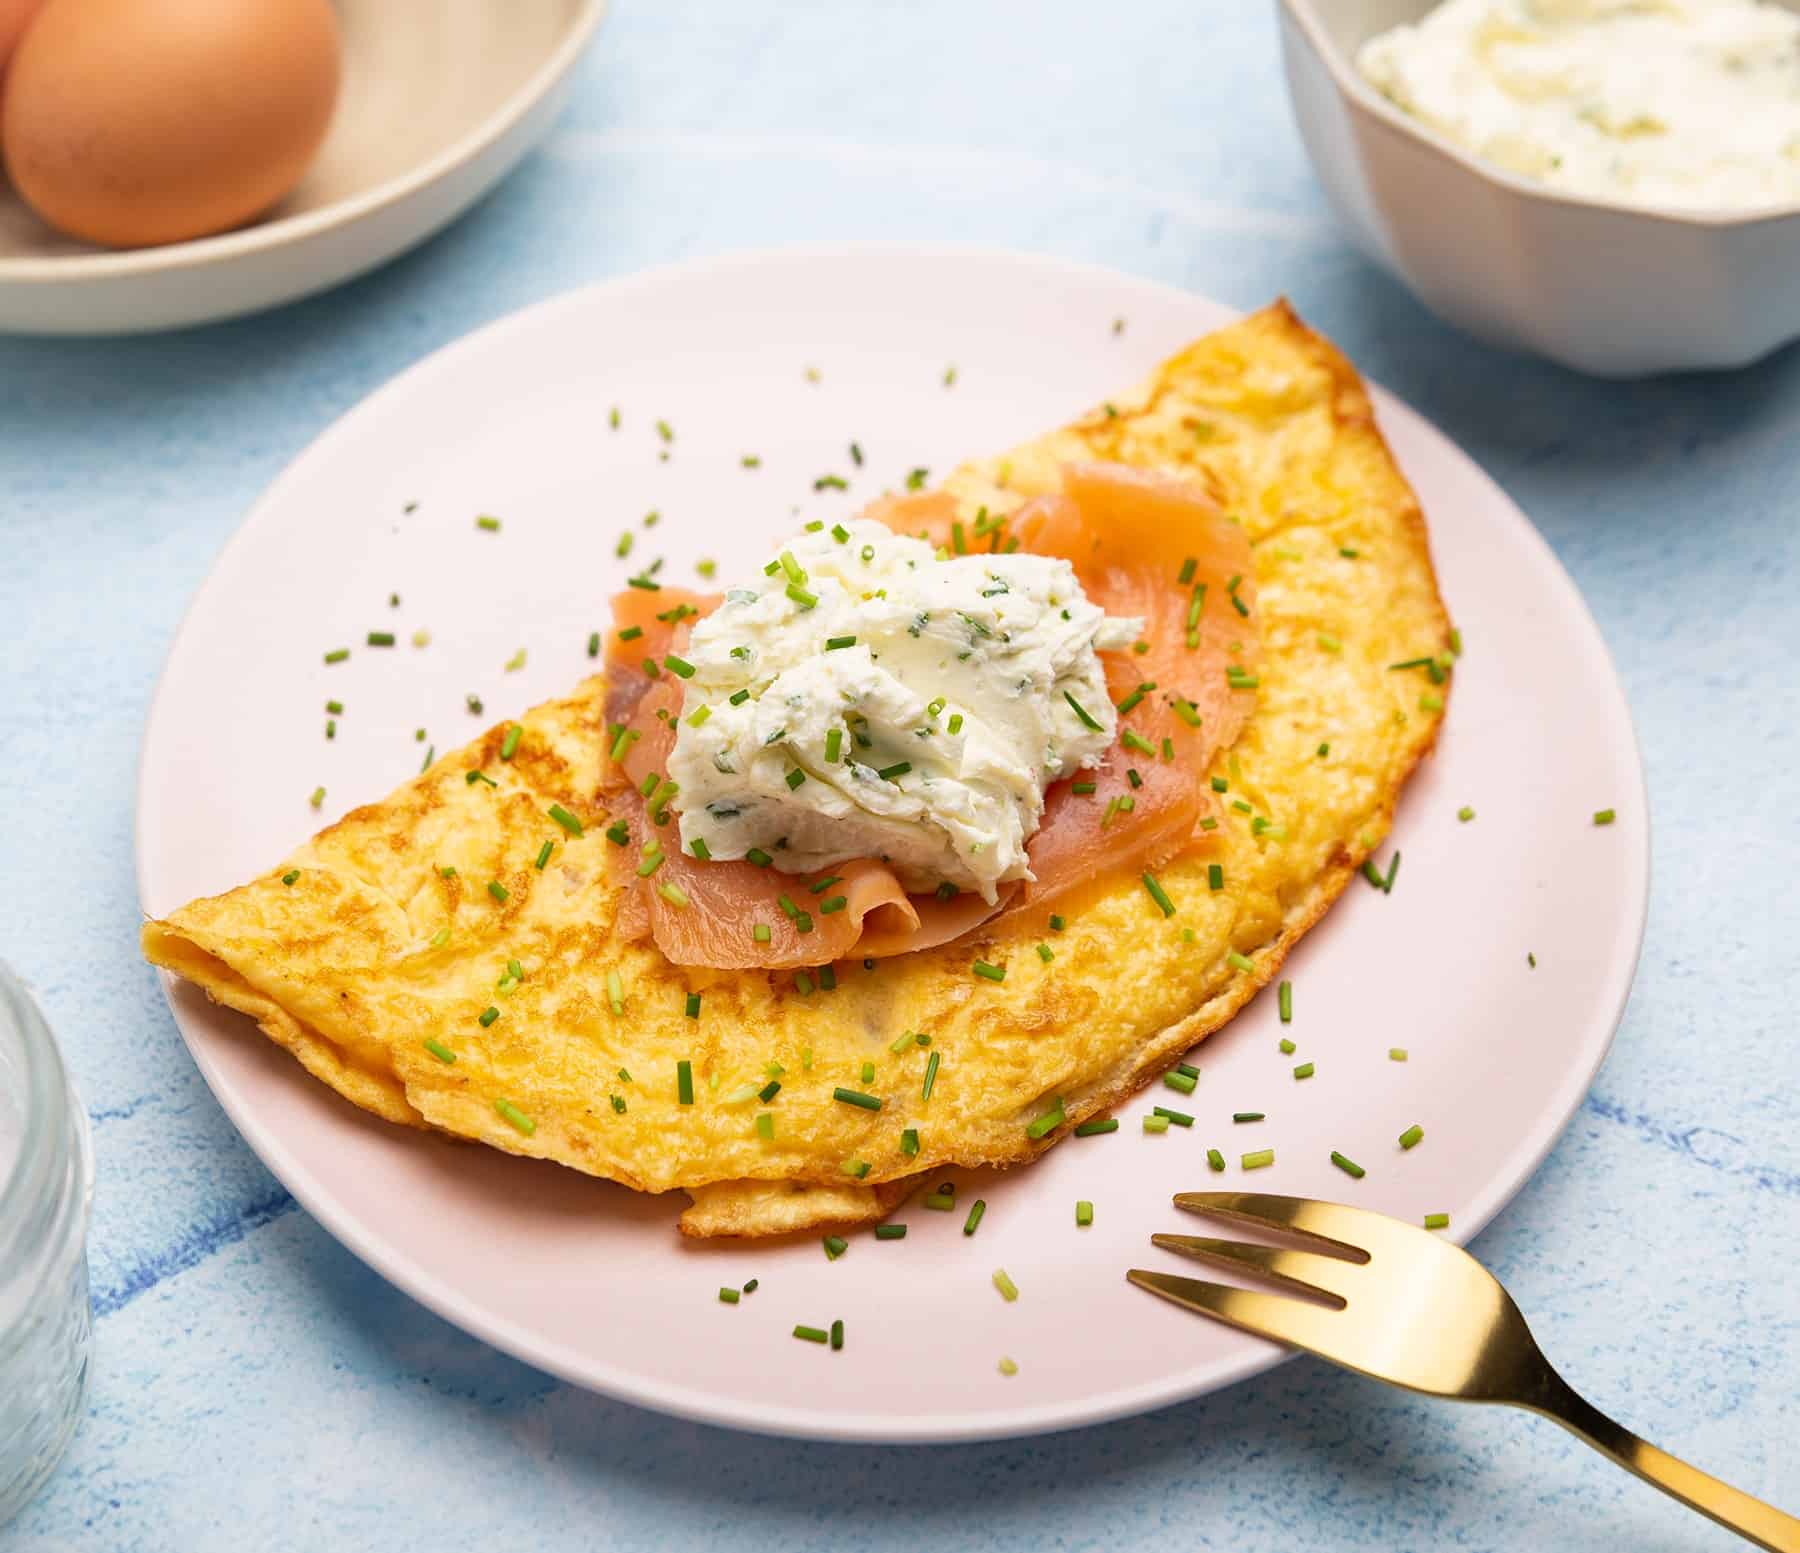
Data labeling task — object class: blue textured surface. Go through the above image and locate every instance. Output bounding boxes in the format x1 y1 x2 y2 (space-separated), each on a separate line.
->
4 4 1797 1548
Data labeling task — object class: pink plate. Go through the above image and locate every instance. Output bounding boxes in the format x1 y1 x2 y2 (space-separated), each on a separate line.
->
136 247 1648 1442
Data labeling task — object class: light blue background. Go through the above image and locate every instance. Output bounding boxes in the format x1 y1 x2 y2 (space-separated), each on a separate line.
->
4 4 1797 1548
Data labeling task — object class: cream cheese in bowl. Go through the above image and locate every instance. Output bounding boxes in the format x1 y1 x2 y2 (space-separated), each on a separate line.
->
1359 0 1800 213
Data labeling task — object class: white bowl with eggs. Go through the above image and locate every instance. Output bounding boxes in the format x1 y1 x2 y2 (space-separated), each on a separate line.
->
1278 0 1800 376
0 0 606 336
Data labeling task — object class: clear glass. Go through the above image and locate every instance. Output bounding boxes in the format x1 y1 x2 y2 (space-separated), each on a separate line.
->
0 962 93 1528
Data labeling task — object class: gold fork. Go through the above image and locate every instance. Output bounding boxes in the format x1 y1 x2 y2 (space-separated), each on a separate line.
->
1129 1192 1799 1552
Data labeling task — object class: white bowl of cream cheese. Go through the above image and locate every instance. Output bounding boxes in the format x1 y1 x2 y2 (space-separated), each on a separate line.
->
1278 0 1800 374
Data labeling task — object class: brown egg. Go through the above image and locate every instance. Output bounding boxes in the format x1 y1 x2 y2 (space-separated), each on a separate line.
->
0 0 48 78
1 0 339 248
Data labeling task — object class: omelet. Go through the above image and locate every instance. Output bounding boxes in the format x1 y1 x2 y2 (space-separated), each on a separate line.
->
142 301 1453 1238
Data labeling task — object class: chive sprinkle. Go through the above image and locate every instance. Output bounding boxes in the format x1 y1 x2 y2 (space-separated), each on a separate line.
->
963 1199 987 1236
1390 1048 1408 1061
1241 1148 1275 1170
476 515 501 532
860 1060 875 1084
1036 943 1054 963
1331 1151 1366 1179
922 1191 955 1211
423 1038 456 1064
825 635 857 651
486 880 509 904
751 923 771 943
875 1223 908 1240
280 869 300 886
1143 1115 1170 1134
1064 692 1103 731
676 1060 694 1105
921 1050 940 1100
900 1127 920 1156
719 1286 740 1304
1293 1062 1315 1080
947 713 963 734
1424 1212 1450 1230
1593 808 1616 826
1227 951 1254 974
1074 1118 1118 1136
1163 1070 1197 1095
992 1268 1019 1302
746 847 772 867
1208 863 1224 891
830 1319 845 1351
786 768 807 790
1122 729 1157 757
793 1325 829 1345
877 761 912 782
657 881 690 908
833 1087 882 1111
1233 1111 1265 1123
1049 914 1066 931
1279 1037 1296 1055
1399 1124 1424 1150
1141 872 1176 917
823 1235 847 1260
972 961 1005 982
663 654 695 679
308 786 326 808
495 1100 535 1136
533 839 553 870
323 648 349 665
1026 1099 1065 1140
1071 781 1097 796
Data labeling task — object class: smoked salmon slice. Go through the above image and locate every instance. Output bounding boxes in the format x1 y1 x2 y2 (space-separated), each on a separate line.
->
601 463 1254 968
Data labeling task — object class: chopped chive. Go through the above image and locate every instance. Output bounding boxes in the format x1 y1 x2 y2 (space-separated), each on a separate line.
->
1293 1062 1315 1080
1071 781 1097 796
721 1083 761 1108
1225 669 1259 690
972 961 1005 982
1122 729 1157 757
1208 864 1224 891
1143 1115 1170 1134
875 1223 908 1240
860 1060 876 1084
1152 1105 1193 1127
1227 951 1254 973
922 1191 955 1211
1241 1148 1275 1170
689 837 712 861
1398 1124 1424 1150
663 654 695 679
1317 632 1343 654
1036 943 1054 963
1331 1151 1366 1179
1048 914 1066 932
751 923 772 943
1026 1099 1065 1140
1339 545 1359 558
776 893 799 920
746 847 772 867
755 1111 774 1139
825 635 857 651
684 992 701 1020
495 1099 535 1136
1162 737 1175 761
1141 871 1176 918
677 1060 694 1105
1593 808 1616 826
1163 1070 1197 1095
1171 698 1202 728
1063 692 1103 731
921 1050 940 1101
947 712 963 734
309 786 326 808
830 1319 845 1351
534 840 553 870
657 881 690 908
487 880 509 903
793 1325 829 1344
823 1235 848 1260
1419 692 1444 712
992 1268 1019 1302
1074 1118 1118 1136
1197 1147 1222 1173
605 821 630 846
786 582 818 611
1384 851 1401 892
758 1078 781 1103
718 1286 740 1304
833 1087 882 1111
1279 1037 1296 1055
1233 1111 1265 1123
963 1199 987 1236
1424 1212 1450 1230
280 869 300 886
423 1038 456 1064
636 845 664 878
889 1029 917 1055
1390 1047 1408 1061
475 514 502 533
1457 805 1476 823
877 761 912 782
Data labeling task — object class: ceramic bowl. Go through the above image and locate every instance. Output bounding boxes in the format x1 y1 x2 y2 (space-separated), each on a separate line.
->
1277 0 1800 376
0 0 606 336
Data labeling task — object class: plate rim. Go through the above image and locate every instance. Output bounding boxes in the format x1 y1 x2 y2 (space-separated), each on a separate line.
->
0 0 608 288
134 243 1651 1443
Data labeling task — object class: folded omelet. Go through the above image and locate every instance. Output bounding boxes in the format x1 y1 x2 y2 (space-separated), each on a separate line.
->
143 301 1452 1238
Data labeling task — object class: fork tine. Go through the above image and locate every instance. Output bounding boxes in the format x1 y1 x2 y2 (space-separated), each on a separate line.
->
1127 1269 1350 1355
1173 1191 1420 1264
1150 1233 1354 1305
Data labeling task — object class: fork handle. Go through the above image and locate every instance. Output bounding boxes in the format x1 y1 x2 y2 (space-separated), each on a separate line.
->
1520 1367 1800 1552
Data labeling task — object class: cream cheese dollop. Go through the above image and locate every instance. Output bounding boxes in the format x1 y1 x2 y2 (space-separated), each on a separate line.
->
1359 0 1800 212
666 517 1140 903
